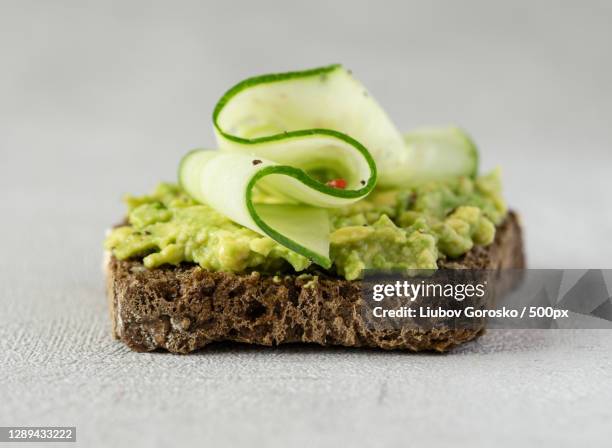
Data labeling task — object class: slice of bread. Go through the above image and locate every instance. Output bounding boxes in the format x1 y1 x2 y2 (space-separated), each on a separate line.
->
106 212 525 353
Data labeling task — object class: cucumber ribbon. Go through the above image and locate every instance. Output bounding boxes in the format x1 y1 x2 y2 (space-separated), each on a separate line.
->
180 64 478 268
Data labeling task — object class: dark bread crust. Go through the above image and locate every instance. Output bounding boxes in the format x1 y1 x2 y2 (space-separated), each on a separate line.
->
106 211 525 353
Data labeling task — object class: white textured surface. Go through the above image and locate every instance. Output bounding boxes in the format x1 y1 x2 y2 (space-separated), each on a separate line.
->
1 1 612 447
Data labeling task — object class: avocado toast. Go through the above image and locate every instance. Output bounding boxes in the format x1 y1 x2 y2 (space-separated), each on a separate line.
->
105 65 525 352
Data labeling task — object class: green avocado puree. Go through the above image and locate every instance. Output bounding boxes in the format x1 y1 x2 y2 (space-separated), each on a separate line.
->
105 171 506 280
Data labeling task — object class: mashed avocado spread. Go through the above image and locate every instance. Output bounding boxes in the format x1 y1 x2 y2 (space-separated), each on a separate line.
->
105 171 506 280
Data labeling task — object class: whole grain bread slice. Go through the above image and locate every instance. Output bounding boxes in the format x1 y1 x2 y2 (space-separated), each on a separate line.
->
106 211 525 353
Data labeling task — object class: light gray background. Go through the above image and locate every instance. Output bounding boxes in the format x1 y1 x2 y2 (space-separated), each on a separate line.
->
1 1 611 447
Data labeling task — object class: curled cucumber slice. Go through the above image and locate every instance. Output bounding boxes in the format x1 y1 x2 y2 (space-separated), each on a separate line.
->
400 126 479 184
213 64 406 187
179 64 480 267
179 147 376 268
